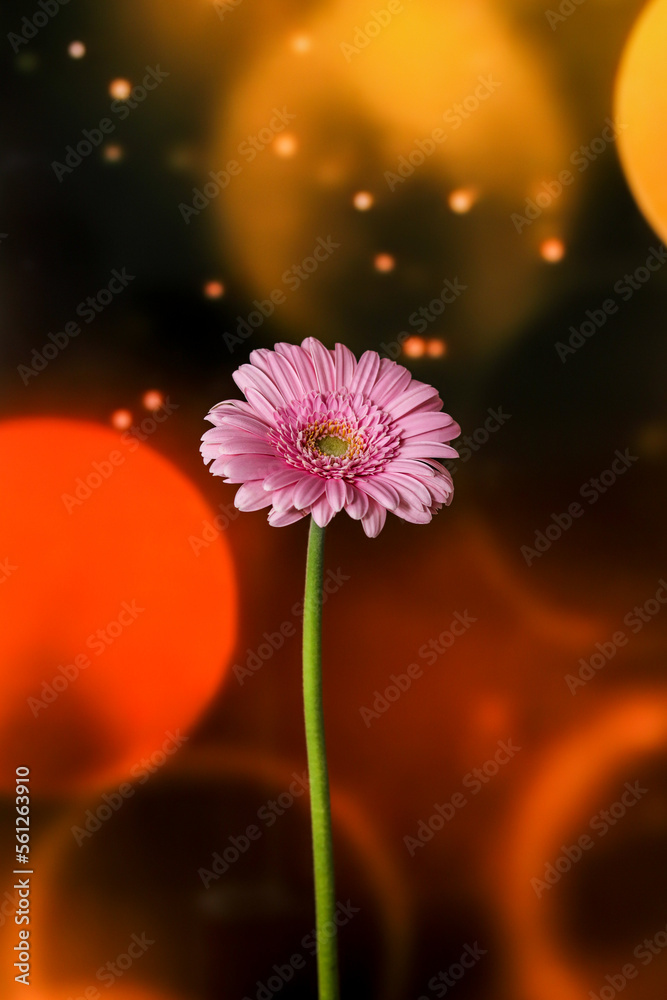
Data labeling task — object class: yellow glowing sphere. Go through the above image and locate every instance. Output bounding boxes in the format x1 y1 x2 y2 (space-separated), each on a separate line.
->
403 336 425 358
204 279 225 298
448 188 477 214
68 41 86 59
540 237 566 263
374 253 395 273
615 0 667 243
109 78 132 100
353 190 374 210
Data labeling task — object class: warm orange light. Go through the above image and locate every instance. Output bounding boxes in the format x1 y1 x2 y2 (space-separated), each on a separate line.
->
272 133 298 157
353 191 374 211
142 390 164 411
403 336 425 358
109 78 131 100
102 143 124 162
539 237 565 262
203 279 225 299
110 409 132 430
68 41 86 59
448 188 477 214
290 34 312 53
0 418 237 794
425 338 446 358
374 253 395 273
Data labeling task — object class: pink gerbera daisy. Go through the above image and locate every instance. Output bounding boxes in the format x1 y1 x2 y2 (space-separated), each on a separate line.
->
201 337 460 537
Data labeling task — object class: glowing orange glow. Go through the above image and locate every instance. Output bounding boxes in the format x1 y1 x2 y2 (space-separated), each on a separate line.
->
403 336 425 358
290 34 312 53
353 190 374 211
68 41 86 59
142 390 164 411
272 133 298 157
448 188 477 214
203 279 225 298
539 237 565 262
374 253 395 273
110 409 132 430
615 0 667 243
102 144 124 162
109 78 131 100
0 418 236 794
425 338 446 358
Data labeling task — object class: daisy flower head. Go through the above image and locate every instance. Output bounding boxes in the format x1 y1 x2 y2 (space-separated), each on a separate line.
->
201 338 460 537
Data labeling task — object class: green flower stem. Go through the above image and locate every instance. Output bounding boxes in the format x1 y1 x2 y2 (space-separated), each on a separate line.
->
302 517 340 1000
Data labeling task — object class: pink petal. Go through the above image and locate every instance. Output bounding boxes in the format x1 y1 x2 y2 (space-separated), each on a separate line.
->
233 365 286 412
263 466 306 490
310 496 337 527
203 430 276 456
248 349 304 403
399 441 459 459
304 338 336 394
235 481 273 511
345 485 369 519
361 500 387 538
367 361 412 407
325 477 347 513
334 343 356 388
385 383 441 420
398 412 461 439
218 455 282 481
355 477 400 510
394 503 434 524
274 342 318 393
293 475 327 508
244 387 279 423
268 507 307 527
349 350 381 396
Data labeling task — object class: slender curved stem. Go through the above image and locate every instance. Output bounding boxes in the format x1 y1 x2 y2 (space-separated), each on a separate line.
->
302 517 339 1000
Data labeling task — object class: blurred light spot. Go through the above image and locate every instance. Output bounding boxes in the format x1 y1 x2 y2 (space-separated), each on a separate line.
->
291 34 312 53
109 78 131 101
142 390 164 411
111 409 132 430
167 146 195 171
448 188 477 214
102 144 124 163
426 338 446 358
68 41 86 59
403 337 425 358
203 280 225 299
540 237 566 262
273 134 298 158
353 191 374 211
374 253 395 273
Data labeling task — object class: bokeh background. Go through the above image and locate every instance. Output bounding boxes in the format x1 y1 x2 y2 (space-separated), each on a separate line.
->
2 0 667 997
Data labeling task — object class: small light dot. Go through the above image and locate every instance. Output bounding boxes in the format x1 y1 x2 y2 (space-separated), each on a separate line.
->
291 34 312 53
111 409 132 430
142 390 164 411
540 237 566 263
374 253 395 273
273 133 298 158
448 188 477 214
109 78 131 101
204 280 225 299
353 191 374 211
68 41 86 59
403 337 425 358
426 338 446 358
102 144 124 162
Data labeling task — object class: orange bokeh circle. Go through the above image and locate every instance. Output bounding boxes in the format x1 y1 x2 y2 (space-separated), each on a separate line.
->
0 418 236 795
615 0 667 243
